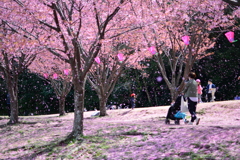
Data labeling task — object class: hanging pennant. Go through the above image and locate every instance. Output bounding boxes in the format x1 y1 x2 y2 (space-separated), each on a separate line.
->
64 69 69 75
225 31 237 43
148 46 157 55
53 73 58 79
181 36 190 45
117 53 124 63
43 73 48 79
94 57 101 64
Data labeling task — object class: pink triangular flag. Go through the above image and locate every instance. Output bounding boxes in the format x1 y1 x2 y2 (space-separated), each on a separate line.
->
43 73 48 79
225 31 237 43
148 46 157 55
117 53 124 62
53 73 58 79
94 57 101 64
182 36 190 45
64 69 69 75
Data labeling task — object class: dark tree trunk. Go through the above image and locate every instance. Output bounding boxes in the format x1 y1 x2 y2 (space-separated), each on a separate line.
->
71 78 86 138
170 87 178 102
59 96 66 116
7 76 19 124
99 96 107 116
51 79 72 116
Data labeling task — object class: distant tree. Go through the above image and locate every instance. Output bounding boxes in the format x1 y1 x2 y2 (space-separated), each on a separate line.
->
50 73 72 116
29 55 72 116
194 31 240 101
130 0 236 101
87 43 136 116
0 21 40 123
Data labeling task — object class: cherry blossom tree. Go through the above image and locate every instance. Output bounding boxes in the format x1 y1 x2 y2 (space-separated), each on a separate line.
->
0 1 46 123
87 42 136 116
50 72 72 116
129 0 236 101
0 22 40 123
3 0 134 137
29 54 72 116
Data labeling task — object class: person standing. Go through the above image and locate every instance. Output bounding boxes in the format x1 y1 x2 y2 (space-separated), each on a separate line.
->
183 72 200 125
206 79 216 102
196 79 203 103
234 95 240 100
130 93 136 109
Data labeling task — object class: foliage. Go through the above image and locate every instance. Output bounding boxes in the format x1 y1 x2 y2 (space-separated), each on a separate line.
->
194 31 240 101
0 77 8 115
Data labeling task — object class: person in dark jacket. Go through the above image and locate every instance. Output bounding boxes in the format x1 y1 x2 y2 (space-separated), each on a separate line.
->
130 93 136 109
206 79 216 102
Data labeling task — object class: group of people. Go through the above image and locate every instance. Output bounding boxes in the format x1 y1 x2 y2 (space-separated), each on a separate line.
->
182 72 217 125
196 79 216 103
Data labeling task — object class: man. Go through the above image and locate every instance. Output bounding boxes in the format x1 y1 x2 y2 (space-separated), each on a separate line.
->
206 79 216 102
183 72 200 125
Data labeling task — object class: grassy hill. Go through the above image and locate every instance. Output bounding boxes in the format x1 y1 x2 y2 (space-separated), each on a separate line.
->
0 100 239 160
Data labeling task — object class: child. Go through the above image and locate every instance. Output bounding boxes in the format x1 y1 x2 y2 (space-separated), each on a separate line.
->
196 79 203 103
130 93 136 109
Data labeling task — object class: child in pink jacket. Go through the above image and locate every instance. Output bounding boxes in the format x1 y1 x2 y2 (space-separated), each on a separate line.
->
196 79 203 103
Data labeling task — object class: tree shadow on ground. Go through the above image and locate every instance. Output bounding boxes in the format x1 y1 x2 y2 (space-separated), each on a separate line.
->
121 110 132 116
0 121 38 129
0 123 8 129
6 134 83 160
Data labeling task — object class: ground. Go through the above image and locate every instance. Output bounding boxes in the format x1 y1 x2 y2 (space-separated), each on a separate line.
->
0 100 240 160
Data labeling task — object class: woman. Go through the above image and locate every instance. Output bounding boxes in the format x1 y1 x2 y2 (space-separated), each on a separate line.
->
183 72 200 125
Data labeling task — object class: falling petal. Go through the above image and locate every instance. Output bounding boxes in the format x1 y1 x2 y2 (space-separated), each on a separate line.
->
156 76 163 82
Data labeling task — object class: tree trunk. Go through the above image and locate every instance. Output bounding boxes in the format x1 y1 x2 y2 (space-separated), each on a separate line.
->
143 79 152 105
153 88 158 106
99 96 107 116
177 60 192 94
59 96 66 116
71 79 86 138
170 88 178 102
8 84 19 124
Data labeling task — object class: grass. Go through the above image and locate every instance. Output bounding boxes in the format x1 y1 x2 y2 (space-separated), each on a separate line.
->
196 108 206 115
0 100 239 159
